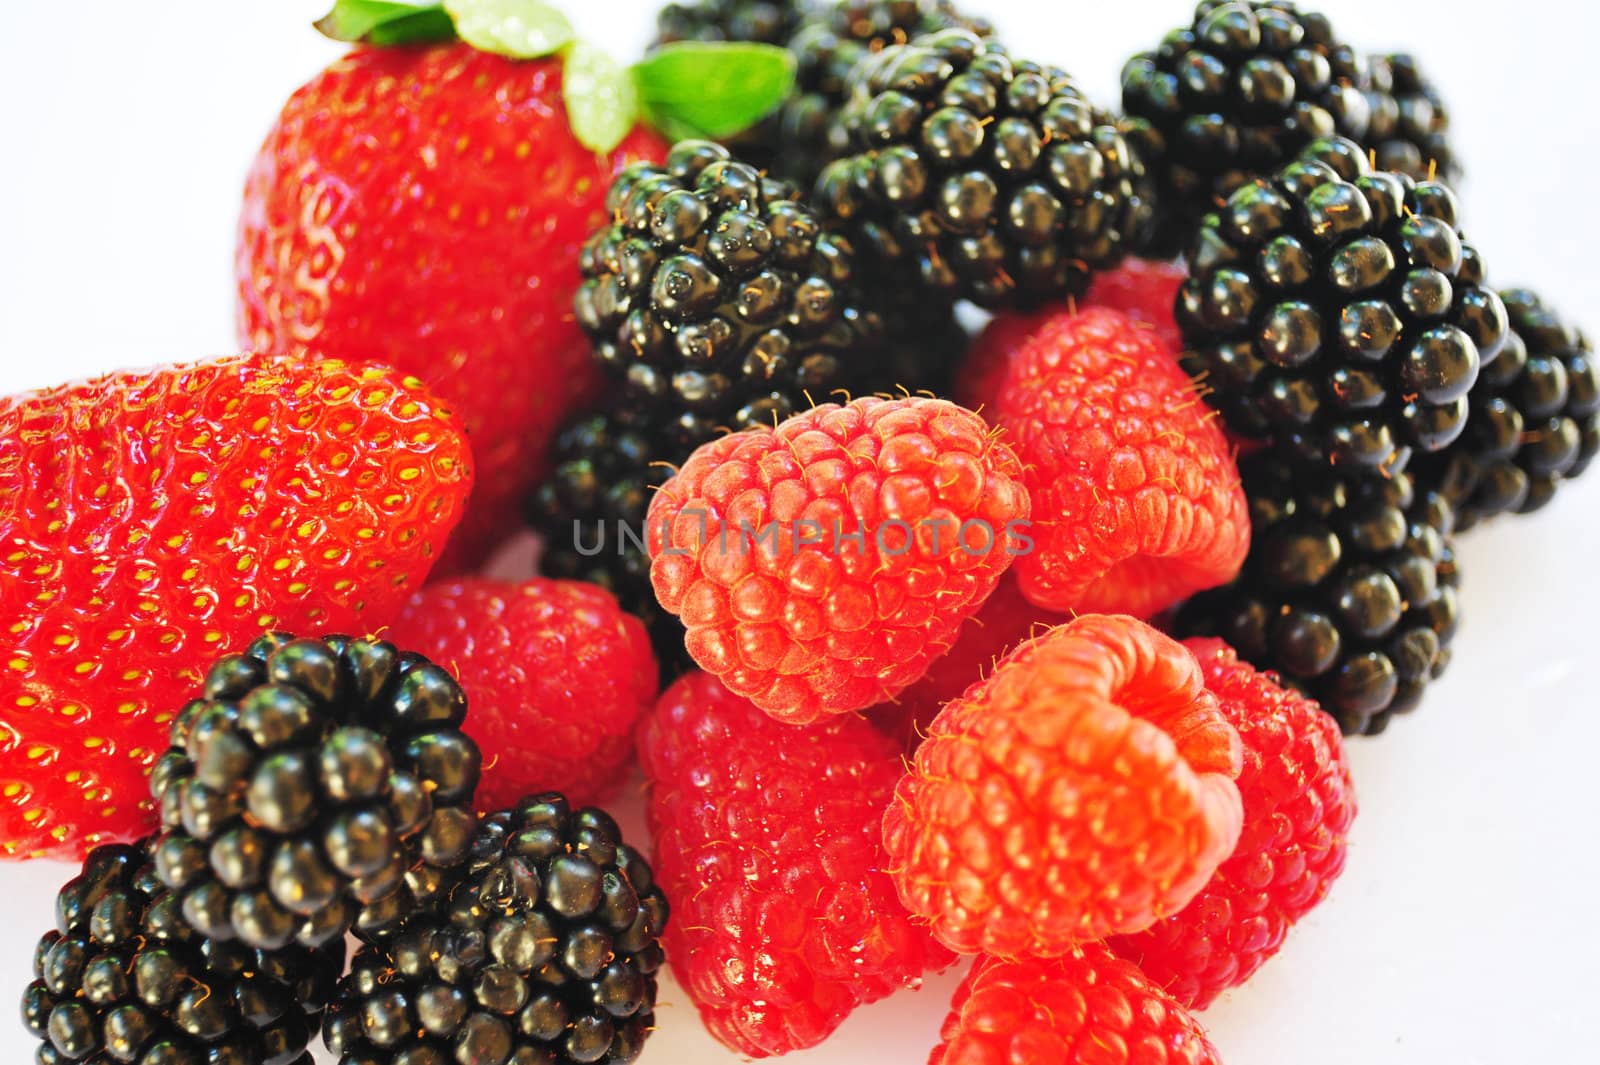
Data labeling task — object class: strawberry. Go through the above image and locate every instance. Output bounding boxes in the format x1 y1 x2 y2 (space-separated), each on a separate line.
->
0 353 472 860
237 1 796 571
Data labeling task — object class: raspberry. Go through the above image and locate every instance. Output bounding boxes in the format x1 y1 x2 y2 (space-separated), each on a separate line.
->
646 396 1030 723
1109 638 1357 1008
953 307 1057 414
955 260 1189 416
1085 257 1189 352
928 945 1222 1065
866 574 1067 754
640 672 954 1056
884 614 1244 957
384 578 659 812
978 307 1251 618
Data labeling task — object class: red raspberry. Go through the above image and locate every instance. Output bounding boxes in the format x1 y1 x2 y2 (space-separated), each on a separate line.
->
1 353 471 859
640 672 954 1056
987 307 1250 618
954 259 1187 414
884 614 1244 957
954 307 1056 413
929 944 1222 1065
383 577 657 812
646 396 1029 723
1084 257 1188 352
1109 638 1357 1008
866 573 1068 754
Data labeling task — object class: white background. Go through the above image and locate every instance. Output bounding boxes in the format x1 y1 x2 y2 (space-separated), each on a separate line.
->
2 2 1598 1063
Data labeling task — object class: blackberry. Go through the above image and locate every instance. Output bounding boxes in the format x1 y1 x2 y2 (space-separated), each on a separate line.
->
1178 453 1460 736
1177 136 1509 477
1413 289 1599 528
146 633 483 951
1362 53 1459 184
21 840 343 1065
652 0 801 45
575 139 883 453
322 794 668 1065
815 28 1154 308
773 1 992 185
1121 0 1370 252
529 410 691 679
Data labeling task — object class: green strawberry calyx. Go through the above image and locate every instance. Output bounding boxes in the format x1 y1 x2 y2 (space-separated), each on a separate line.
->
315 0 797 153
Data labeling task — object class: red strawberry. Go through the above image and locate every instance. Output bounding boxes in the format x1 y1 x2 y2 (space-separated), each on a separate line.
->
884 614 1244 957
647 396 1030 722
1109 638 1357 1008
929 945 1222 1065
237 44 667 571
384 577 658 811
866 573 1067 754
640 671 954 1056
0 353 471 859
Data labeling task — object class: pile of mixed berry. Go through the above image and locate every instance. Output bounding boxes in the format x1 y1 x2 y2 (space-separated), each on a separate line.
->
3 0 1594 1062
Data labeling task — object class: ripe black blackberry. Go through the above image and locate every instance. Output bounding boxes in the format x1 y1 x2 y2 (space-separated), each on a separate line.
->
1177 136 1509 477
529 410 692 679
21 839 343 1065
1412 289 1600 528
774 1 992 185
1121 0 1371 252
1362 53 1459 184
322 794 669 1065
575 139 884 452
815 28 1154 308
652 0 801 45
1177 453 1461 736
146 633 483 952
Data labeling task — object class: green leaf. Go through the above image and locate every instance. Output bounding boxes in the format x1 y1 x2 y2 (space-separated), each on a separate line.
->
564 41 641 154
314 0 454 45
442 0 574 59
631 42 797 141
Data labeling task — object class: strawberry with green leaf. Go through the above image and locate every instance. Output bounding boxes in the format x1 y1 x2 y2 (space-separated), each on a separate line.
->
238 0 795 571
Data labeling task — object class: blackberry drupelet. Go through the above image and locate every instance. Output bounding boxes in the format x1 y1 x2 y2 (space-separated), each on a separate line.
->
21 840 343 1065
815 28 1154 308
1122 0 1370 252
1177 136 1509 477
575 139 882 453
529 410 692 679
322 793 669 1065
652 0 801 45
1413 289 1600 528
146 633 483 952
1177 453 1461 736
1362 53 1459 184
774 1 992 185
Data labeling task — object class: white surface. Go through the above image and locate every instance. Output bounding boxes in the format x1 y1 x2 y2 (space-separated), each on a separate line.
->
2 2 1597 1062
